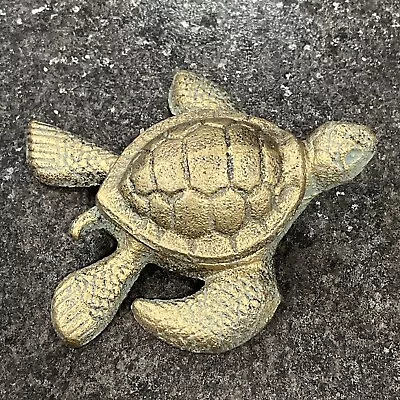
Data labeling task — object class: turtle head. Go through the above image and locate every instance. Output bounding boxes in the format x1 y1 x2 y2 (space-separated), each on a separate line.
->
305 121 377 195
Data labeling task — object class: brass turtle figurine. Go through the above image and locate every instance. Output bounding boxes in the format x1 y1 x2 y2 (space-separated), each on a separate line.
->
27 71 377 353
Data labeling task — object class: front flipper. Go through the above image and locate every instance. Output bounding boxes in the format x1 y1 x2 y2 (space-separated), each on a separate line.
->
27 121 119 187
168 70 240 115
52 207 149 347
132 257 281 353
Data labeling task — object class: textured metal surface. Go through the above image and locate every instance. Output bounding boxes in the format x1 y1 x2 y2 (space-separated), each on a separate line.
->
133 252 281 353
98 108 305 262
26 71 376 353
52 207 149 347
169 70 238 115
27 121 118 187
3 1 398 397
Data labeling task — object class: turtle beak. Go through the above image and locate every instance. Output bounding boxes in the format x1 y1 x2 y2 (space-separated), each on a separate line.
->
342 124 377 180
306 121 377 191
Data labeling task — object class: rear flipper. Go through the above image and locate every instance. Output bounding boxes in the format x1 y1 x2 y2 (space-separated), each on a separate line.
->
27 121 119 187
132 256 281 353
52 207 149 347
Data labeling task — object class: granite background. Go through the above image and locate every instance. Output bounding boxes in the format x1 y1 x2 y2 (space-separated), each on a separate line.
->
0 0 399 399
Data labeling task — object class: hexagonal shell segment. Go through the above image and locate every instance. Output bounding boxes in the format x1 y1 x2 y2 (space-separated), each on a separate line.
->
213 189 246 234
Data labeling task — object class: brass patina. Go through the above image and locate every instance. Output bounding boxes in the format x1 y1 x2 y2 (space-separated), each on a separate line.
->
27 71 377 353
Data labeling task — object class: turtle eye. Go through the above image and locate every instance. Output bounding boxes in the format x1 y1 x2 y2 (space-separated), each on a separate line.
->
345 148 363 165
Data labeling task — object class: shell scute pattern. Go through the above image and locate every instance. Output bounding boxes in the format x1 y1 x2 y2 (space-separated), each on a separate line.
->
213 189 246 235
120 116 304 259
129 151 156 195
185 124 229 195
149 193 172 230
226 123 262 192
174 190 212 238
152 140 188 194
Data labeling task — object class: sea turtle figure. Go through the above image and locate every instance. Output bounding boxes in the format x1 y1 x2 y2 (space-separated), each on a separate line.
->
27 71 377 353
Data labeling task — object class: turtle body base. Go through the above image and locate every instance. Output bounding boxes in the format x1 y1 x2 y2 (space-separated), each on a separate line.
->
27 70 376 353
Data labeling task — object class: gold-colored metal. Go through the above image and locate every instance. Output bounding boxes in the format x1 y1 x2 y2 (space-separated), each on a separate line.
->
27 70 377 353
27 121 118 187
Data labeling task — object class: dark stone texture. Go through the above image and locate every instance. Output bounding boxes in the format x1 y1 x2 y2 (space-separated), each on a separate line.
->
1 1 399 399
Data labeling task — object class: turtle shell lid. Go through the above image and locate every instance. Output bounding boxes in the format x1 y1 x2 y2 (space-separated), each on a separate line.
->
97 110 305 263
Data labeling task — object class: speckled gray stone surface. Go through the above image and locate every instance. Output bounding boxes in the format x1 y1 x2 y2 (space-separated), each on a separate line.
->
1 1 399 399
